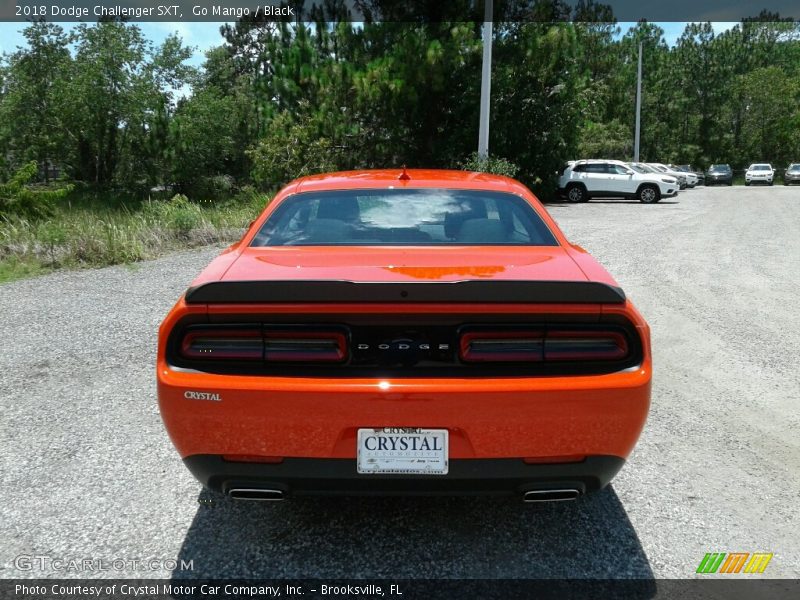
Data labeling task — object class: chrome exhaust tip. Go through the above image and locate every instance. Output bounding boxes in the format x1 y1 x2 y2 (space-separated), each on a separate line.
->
523 489 580 503
228 488 285 501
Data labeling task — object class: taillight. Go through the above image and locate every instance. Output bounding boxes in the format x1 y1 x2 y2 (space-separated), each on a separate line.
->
544 330 628 361
459 328 629 363
460 331 544 362
179 326 348 363
263 330 346 363
181 328 263 360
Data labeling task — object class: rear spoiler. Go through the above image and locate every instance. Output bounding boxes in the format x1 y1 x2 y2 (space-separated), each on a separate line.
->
184 280 626 305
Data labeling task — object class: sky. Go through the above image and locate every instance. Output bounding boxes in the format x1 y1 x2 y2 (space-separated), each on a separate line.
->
0 21 738 65
0 22 224 65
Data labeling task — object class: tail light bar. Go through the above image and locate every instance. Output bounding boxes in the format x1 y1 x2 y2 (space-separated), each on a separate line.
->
459 331 545 362
179 325 347 363
263 330 346 362
543 330 628 361
460 328 629 363
181 328 263 361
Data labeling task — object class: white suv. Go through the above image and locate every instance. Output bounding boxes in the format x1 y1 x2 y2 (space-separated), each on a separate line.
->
558 159 679 203
745 163 774 186
647 163 688 189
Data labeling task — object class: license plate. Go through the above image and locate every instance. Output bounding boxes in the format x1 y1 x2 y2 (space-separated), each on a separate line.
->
357 428 448 475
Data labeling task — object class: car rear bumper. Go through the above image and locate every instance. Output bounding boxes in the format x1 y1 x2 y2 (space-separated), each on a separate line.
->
184 454 626 497
159 368 651 460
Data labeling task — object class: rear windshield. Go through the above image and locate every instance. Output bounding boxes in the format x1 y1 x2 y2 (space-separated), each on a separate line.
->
251 189 558 246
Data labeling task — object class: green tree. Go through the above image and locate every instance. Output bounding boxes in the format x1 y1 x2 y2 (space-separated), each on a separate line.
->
58 23 193 188
738 67 800 165
0 23 71 181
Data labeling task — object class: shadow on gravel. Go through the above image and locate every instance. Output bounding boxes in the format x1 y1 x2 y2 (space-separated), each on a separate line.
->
171 485 654 583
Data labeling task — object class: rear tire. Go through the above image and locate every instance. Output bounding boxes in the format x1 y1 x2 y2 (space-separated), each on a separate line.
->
566 184 588 203
638 184 660 204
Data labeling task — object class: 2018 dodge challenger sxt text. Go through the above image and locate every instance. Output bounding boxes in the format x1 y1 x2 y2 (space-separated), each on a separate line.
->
157 170 652 502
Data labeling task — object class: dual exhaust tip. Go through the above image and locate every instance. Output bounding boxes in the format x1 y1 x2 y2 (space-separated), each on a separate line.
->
227 487 580 502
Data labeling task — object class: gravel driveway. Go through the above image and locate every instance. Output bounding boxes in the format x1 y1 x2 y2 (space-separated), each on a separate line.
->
1 186 798 580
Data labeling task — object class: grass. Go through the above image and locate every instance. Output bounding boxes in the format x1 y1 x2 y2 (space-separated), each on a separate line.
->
0 191 268 283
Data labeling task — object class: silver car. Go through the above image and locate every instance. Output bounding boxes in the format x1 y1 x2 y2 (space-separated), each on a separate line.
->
784 164 800 185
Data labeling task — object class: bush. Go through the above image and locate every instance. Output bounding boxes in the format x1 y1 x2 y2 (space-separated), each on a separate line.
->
144 193 203 237
248 109 338 189
190 175 237 201
0 162 74 220
458 152 520 178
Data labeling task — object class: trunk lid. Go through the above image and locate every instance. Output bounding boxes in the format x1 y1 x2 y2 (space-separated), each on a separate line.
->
220 246 589 284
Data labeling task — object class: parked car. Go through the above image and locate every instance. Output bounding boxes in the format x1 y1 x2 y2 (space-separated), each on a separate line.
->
157 169 652 500
667 165 698 187
558 159 678 203
783 163 800 185
676 165 705 186
706 164 733 186
745 163 774 186
646 163 687 189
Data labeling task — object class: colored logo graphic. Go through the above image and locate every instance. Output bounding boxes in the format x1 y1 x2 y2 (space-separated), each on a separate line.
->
696 553 773 574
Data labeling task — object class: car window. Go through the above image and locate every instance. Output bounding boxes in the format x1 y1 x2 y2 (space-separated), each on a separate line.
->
572 163 586 173
251 189 559 247
584 164 607 173
611 164 632 175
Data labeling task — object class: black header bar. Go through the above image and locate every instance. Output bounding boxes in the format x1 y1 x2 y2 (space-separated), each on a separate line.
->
2 1 798 23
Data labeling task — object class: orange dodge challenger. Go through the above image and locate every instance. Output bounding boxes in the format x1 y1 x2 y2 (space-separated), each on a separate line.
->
157 169 651 502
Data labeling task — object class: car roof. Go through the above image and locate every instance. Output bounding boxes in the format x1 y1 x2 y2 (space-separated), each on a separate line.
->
572 159 626 164
292 169 525 195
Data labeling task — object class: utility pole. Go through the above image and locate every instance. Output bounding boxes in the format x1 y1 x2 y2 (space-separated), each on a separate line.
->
477 0 493 158
633 41 642 162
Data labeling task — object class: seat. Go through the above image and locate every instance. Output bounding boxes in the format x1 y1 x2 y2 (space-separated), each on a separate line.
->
317 197 360 222
443 199 488 239
301 218 353 243
455 218 508 244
